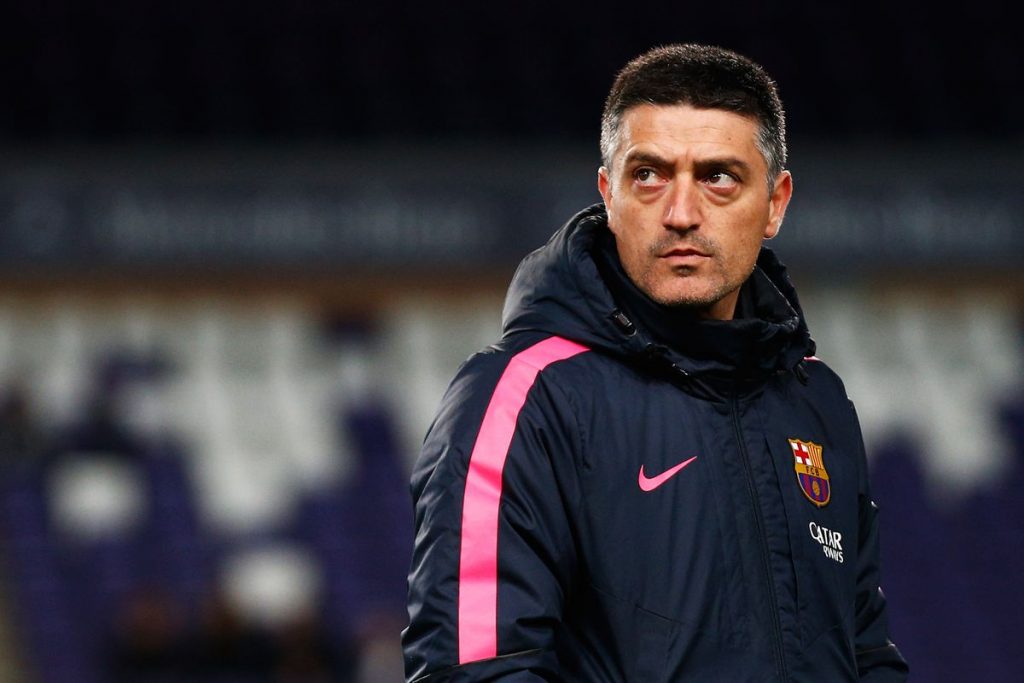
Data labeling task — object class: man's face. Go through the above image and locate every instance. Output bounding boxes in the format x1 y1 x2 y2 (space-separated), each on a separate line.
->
598 103 792 320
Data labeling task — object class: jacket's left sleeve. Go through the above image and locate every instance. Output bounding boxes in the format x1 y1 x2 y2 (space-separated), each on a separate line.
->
848 401 910 681
402 346 585 682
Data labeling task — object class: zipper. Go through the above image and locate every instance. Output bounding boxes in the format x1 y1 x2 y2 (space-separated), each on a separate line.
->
731 396 788 681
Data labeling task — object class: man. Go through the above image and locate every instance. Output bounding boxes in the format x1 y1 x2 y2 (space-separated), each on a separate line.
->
403 44 908 681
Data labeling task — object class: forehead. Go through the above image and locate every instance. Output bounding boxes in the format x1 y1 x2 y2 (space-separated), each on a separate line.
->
614 103 765 170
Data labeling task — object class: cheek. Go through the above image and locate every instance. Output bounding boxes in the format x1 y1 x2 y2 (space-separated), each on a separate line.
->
608 210 646 256
618 235 647 272
726 207 771 251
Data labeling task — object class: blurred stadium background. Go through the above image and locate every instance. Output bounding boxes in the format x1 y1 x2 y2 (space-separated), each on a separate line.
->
0 2 1021 681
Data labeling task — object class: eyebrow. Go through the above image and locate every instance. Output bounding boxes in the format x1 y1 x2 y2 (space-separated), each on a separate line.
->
621 150 672 169
695 156 752 177
621 151 753 177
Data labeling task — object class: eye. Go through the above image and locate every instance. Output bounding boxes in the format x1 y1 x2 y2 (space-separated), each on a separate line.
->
633 167 664 187
704 171 738 189
704 172 737 188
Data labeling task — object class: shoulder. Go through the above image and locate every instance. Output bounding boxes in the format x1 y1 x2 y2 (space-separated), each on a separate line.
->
784 355 865 436
422 334 594 448
411 333 594 493
795 354 868 448
800 355 853 402
439 334 593 417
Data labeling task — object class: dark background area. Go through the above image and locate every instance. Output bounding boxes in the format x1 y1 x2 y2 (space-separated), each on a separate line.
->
3 0 1021 145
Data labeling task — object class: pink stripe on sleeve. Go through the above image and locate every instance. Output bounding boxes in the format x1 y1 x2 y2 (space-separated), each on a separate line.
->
457 336 589 664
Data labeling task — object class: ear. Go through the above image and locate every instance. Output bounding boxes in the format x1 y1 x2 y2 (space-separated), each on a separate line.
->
598 166 612 211
763 171 793 240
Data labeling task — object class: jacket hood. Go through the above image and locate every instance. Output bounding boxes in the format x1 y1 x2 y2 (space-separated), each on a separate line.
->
501 203 815 379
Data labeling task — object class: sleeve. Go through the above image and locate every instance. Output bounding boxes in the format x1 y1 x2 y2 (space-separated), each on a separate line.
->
849 402 910 681
402 342 586 682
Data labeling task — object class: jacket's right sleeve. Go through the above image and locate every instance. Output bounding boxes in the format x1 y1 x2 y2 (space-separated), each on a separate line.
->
402 339 588 682
847 400 909 681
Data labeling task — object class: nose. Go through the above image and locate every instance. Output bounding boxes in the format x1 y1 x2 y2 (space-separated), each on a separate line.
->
662 179 703 231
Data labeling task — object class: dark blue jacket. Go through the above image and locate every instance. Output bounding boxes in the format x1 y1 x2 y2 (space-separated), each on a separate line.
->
403 204 908 681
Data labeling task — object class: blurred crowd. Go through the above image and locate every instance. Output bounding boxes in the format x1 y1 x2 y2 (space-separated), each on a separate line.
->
0 311 412 683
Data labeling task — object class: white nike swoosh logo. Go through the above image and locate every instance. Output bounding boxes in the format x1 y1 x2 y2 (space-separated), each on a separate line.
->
638 456 699 492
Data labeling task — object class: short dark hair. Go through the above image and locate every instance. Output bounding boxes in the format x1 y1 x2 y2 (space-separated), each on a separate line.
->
600 44 787 185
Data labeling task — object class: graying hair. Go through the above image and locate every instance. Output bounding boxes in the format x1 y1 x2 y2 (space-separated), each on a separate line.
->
600 44 787 192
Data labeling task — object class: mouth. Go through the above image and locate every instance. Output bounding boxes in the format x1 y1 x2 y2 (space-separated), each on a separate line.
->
662 247 709 258
660 247 711 265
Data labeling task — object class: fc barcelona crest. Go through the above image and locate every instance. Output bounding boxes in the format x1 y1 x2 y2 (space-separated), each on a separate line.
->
789 439 830 507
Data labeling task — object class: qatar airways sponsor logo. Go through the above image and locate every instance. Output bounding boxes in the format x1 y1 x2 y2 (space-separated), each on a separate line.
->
809 521 844 564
